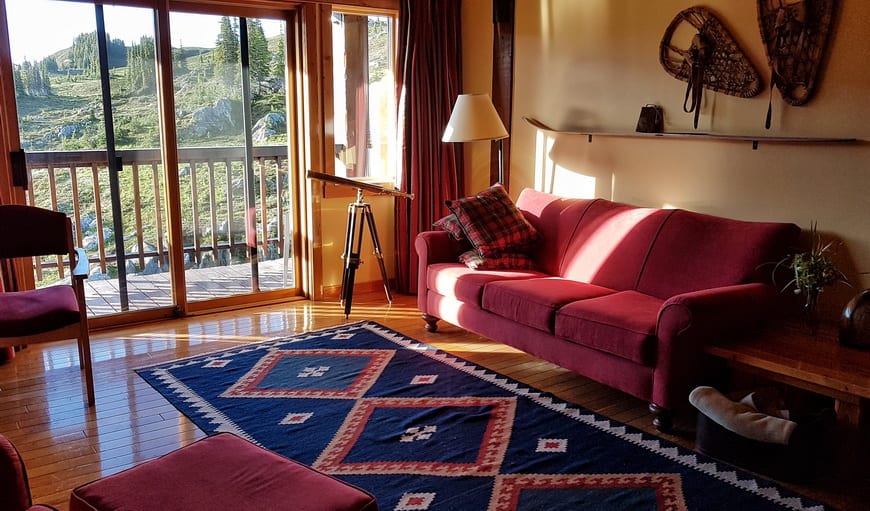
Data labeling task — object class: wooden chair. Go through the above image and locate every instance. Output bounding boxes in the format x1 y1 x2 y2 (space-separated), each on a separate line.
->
0 205 94 406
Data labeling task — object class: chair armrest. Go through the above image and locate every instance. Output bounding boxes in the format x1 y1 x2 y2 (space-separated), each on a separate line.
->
653 283 779 409
73 247 89 278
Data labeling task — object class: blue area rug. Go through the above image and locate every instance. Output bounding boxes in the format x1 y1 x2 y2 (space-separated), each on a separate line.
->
137 321 825 511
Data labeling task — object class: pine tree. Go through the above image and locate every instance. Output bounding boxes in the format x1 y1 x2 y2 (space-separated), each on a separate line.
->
69 31 127 76
246 19 270 88
12 66 24 96
18 61 31 95
214 16 240 87
127 36 156 93
214 17 239 65
272 36 285 79
38 61 52 95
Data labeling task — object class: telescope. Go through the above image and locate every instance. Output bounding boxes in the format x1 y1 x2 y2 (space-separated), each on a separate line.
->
307 170 413 317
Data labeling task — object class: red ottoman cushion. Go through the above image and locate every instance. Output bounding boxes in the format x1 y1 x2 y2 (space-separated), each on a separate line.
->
69 433 377 511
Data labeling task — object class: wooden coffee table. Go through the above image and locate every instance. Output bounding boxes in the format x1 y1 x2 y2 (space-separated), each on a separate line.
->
704 321 870 475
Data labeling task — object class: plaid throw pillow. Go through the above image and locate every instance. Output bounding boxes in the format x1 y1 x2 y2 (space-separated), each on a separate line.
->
433 214 466 241
459 250 537 270
446 184 540 257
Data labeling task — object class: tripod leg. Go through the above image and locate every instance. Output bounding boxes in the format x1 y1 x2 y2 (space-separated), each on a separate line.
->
339 203 357 307
363 204 393 303
343 205 367 317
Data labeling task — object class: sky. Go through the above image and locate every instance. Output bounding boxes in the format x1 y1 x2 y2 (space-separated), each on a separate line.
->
5 0 282 64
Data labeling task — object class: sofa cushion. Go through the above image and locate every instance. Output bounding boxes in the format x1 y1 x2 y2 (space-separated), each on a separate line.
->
636 210 800 299
554 291 663 365
482 277 615 333
515 189 599 276
447 184 540 257
427 263 545 306
560 200 674 291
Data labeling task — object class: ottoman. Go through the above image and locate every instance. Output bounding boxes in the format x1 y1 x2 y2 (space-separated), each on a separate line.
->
69 433 378 511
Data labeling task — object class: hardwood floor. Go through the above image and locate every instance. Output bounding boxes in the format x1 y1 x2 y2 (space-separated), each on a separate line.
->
0 293 864 510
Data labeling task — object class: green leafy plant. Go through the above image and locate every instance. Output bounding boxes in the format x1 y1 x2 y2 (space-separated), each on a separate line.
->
774 222 850 311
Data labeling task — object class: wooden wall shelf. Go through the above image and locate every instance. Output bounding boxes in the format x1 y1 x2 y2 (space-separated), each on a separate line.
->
523 116 858 150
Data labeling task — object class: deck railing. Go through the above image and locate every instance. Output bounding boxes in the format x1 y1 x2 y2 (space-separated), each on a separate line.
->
24 146 290 284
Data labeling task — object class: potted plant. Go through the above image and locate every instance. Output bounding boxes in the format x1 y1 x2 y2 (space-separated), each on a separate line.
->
774 222 850 329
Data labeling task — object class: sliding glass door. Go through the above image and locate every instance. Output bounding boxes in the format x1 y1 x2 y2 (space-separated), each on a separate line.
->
6 0 167 316
3 0 301 320
169 12 295 304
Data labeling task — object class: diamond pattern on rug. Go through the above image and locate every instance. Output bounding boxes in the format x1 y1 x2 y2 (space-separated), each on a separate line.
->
396 492 437 510
280 412 314 425
489 473 687 511
411 375 438 385
536 438 568 453
137 321 829 511
313 396 516 476
220 349 394 399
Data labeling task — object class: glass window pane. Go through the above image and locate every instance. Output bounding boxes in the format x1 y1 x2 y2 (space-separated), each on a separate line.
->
332 12 396 182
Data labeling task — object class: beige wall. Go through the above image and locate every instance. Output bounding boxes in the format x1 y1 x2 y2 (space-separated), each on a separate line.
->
319 194 395 295
482 0 870 320
461 0 497 194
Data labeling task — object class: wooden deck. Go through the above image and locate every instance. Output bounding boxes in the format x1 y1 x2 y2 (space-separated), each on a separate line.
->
83 258 291 316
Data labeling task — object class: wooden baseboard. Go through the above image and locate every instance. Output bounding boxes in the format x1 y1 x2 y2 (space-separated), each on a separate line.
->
321 279 395 300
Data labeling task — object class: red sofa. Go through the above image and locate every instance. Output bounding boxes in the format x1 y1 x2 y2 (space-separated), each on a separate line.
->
416 188 799 431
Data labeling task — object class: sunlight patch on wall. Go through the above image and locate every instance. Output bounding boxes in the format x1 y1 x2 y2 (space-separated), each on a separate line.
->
533 130 595 198
533 130 555 192
554 168 595 199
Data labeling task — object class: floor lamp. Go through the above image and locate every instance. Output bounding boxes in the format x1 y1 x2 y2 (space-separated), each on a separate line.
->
442 93 509 185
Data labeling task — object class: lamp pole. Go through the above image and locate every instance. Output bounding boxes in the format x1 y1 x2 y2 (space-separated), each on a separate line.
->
442 93 509 187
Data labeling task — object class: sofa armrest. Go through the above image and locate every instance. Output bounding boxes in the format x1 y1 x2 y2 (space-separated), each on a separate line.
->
657 283 778 339
415 231 466 313
415 230 464 265
652 283 780 410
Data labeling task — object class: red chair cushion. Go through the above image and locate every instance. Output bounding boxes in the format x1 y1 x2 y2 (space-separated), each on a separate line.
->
0 286 80 338
69 433 378 511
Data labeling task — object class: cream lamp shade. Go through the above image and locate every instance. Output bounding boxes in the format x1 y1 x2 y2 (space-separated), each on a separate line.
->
442 93 508 142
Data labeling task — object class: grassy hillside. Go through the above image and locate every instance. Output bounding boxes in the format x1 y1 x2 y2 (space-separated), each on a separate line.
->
19 41 289 285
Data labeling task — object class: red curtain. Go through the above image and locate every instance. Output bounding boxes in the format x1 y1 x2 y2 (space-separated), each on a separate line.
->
394 0 463 293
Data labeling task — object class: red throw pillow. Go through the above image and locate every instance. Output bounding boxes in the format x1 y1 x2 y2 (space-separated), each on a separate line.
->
433 214 466 242
446 184 540 257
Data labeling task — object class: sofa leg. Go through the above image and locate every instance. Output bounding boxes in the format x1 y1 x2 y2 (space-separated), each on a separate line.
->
649 403 673 433
422 314 439 332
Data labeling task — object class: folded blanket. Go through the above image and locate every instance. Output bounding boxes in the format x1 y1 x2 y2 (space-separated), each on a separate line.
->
689 386 797 445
